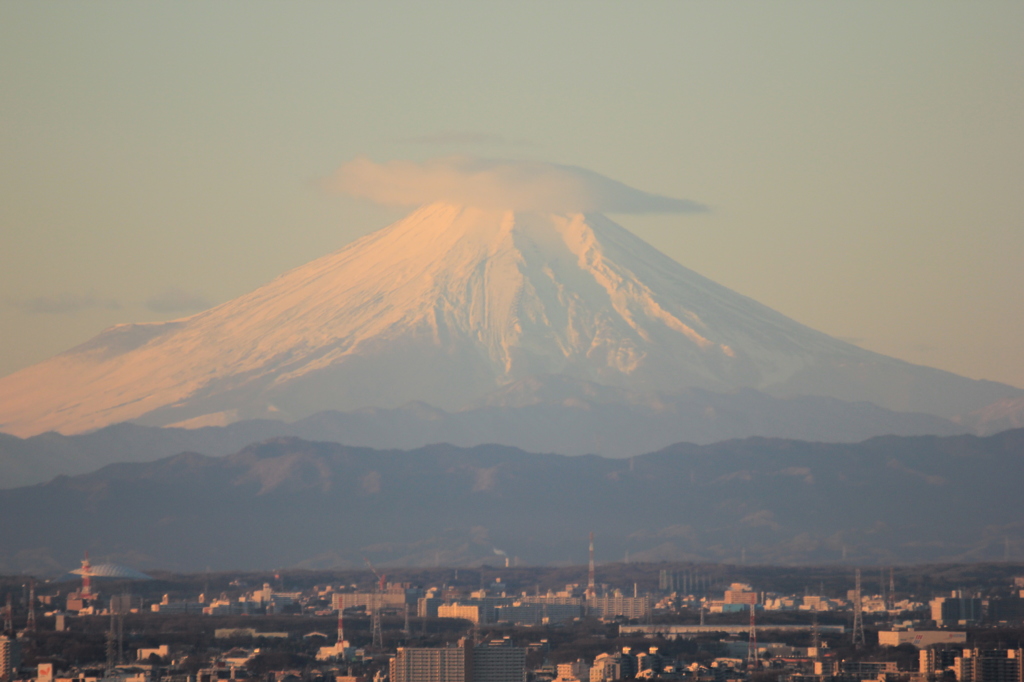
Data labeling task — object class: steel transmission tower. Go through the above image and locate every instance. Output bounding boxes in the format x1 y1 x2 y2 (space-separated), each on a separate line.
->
812 610 821 658
25 580 36 632
371 594 383 650
746 602 758 669
106 611 117 673
852 569 865 648
362 556 386 651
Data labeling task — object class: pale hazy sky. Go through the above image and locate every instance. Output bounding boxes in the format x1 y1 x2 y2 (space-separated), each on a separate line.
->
2 3 1022 388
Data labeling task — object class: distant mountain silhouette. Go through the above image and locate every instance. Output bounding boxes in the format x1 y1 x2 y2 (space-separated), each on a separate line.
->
2 429 1021 574
0 381 966 488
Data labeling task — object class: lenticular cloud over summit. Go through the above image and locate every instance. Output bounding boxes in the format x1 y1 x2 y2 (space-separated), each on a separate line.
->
331 156 708 214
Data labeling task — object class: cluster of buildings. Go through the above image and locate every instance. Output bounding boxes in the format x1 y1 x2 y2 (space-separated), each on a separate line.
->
5 561 1024 682
419 583 649 626
653 582 923 617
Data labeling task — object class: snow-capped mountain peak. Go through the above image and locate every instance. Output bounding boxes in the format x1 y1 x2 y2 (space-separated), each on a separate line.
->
0 202 1017 436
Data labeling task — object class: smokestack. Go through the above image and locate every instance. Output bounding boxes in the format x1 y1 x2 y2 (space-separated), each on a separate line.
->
81 552 93 601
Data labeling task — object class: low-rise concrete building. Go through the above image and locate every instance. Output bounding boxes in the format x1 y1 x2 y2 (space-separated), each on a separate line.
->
878 630 967 648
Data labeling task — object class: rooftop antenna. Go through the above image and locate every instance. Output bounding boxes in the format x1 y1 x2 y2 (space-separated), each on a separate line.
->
585 532 596 599
852 569 865 649
888 568 896 611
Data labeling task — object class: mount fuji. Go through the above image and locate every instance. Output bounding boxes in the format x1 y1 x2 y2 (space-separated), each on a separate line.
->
1 173 1020 448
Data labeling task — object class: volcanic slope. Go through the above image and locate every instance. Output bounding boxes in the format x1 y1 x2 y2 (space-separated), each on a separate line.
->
0 203 1018 437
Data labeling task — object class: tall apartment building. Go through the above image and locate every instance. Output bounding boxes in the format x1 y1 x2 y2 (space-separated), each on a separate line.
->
437 598 516 625
419 597 443 618
586 595 649 619
520 596 583 607
556 660 590 682
988 598 1024 623
589 651 635 682
438 603 489 625
955 650 1023 682
495 602 582 626
389 638 525 682
921 647 966 675
0 636 21 682
931 594 984 625
391 643 469 682
333 591 410 612
474 638 526 682
723 584 758 605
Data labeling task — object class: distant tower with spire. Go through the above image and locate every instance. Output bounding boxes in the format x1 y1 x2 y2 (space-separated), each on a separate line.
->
585 532 596 599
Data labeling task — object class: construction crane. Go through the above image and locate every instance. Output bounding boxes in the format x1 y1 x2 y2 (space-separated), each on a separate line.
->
362 556 386 591
362 556 385 650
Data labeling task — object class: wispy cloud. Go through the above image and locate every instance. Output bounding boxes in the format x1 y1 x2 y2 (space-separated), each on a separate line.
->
398 131 531 147
329 156 708 214
11 293 120 315
144 288 212 314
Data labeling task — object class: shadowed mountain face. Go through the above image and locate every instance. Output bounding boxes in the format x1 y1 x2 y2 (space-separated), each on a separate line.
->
0 380 967 489
0 203 1019 439
2 429 1021 574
